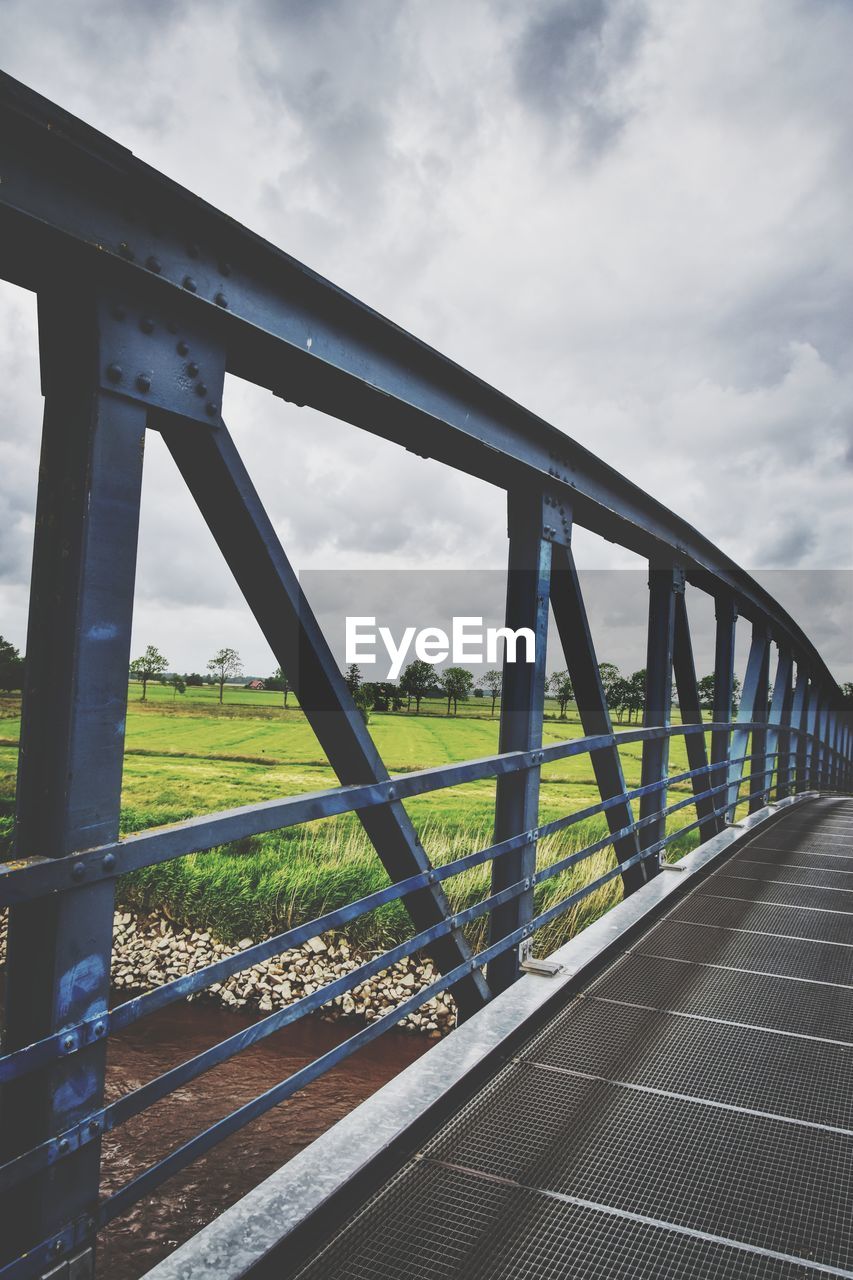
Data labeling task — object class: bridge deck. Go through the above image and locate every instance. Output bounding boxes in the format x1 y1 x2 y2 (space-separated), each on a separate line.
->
288 798 853 1280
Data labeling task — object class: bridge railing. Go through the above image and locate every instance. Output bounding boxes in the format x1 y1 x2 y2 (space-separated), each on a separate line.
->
0 71 851 1279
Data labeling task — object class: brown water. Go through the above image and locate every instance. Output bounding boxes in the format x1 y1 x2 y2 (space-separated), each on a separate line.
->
98 1004 429 1279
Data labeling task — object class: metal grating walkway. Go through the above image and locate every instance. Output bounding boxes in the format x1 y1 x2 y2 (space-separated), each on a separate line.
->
287 798 853 1280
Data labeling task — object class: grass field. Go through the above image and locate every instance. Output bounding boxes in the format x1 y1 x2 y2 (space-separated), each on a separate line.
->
0 684 720 954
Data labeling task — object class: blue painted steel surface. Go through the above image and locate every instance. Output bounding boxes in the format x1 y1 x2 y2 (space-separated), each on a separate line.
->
0 72 849 1280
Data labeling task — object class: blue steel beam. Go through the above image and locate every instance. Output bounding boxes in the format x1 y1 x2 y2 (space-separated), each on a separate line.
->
487 489 552 993
710 596 737 831
154 411 491 1015
635 567 681 882
672 590 717 842
548 541 642 893
0 292 147 1266
727 624 770 818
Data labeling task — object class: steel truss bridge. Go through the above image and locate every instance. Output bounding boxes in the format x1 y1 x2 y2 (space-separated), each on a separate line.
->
0 73 850 1280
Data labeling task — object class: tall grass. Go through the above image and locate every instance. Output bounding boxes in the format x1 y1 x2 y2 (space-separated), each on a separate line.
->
118 809 701 954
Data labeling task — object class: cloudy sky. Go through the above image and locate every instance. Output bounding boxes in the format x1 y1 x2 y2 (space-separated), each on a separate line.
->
1 0 851 683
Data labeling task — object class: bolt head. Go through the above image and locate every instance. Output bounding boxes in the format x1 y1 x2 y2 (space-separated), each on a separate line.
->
93 1020 106 1037
58 1138 71 1154
89 1120 100 1135
118 241 134 260
145 256 162 274
62 1035 75 1051
195 382 208 397
205 403 218 418
105 363 122 385
52 1239 65 1255
177 340 189 356
72 860 86 880
214 292 228 308
135 374 151 394
103 851 117 870
183 276 197 292
187 361 199 377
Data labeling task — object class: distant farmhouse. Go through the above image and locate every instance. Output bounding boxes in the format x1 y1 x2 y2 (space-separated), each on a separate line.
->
247 679 265 691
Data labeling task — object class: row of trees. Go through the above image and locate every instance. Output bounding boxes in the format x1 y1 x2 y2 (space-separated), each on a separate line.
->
123 643 764 724
129 644 244 703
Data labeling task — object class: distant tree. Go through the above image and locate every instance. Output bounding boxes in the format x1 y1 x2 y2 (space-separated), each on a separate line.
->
269 666 292 707
440 666 474 716
0 636 24 691
627 669 646 723
208 647 243 704
168 675 186 700
547 670 574 718
345 663 362 695
842 682 853 706
399 659 434 714
598 663 622 710
129 644 168 701
482 669 503 717
184 672 204 687
609 676 632 724
353 682 374 725
697 673 742 717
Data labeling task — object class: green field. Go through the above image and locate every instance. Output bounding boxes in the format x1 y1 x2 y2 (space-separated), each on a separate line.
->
0 684 722 955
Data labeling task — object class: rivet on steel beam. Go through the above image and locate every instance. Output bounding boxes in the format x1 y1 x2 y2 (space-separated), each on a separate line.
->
72 860 86 880
52 1239 65 1256
183 276 197 292
118 241 134 260
140 317 155 334
145 256 162 273
103 851 117 871
177 340 189 356
214 292 228 308
205 403 218 417
62 1035 75 1052
89 1120 100 1135
93 1021 106 1038
195 383 207 397
387 786 396 799
135 374 151 394
187 361 199 377
58 1138 70 1155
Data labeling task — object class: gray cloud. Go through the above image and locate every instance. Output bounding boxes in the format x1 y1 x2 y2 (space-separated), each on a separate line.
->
0 0 851 682
513 0 647 155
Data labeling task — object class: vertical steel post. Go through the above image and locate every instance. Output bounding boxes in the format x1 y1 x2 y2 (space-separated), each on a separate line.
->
710 596 737 830
636 566 681 875
764 649 792 805
1 294 146 1265
773 651 795 800
548 542 642 894
488 488 551 994
727 623 769 820
747 639 771 813
792 667 809 794
672 591 716 843
807 690 822 789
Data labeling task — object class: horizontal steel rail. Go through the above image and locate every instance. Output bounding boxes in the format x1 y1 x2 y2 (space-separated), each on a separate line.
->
0 721 793 906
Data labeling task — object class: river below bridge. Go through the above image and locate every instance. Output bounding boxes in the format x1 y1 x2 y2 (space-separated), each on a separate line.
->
98 1002 428 1279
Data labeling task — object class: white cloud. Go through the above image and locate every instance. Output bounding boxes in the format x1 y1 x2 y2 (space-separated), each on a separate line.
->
0 0 850 678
